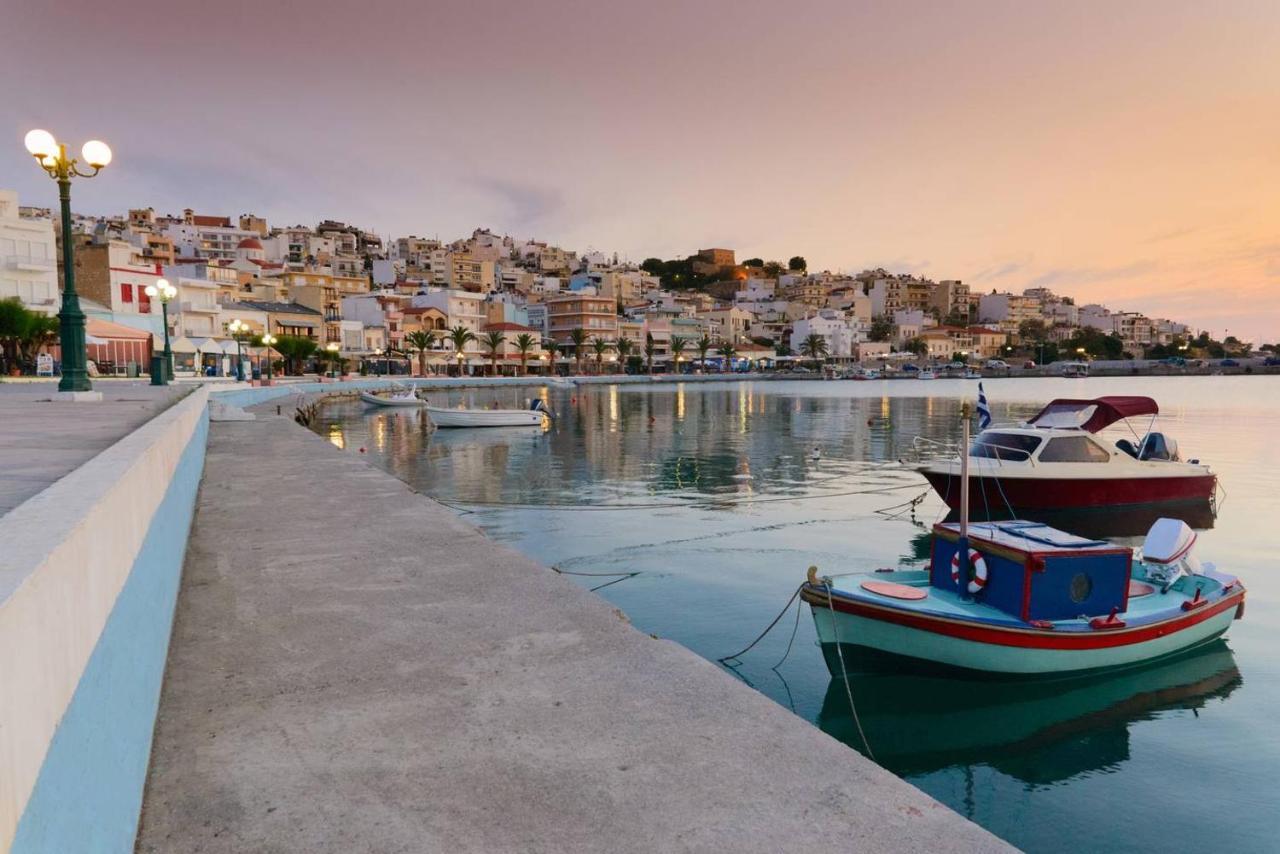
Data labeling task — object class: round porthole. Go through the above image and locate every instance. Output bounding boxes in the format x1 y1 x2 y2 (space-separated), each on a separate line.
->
1070 572 1093 603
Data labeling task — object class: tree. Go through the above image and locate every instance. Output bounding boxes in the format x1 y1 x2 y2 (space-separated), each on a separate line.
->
272 335 319 375
569 328 588 374
481 330 506 376
868 318 894 343
788 256 808 272
0 299 59 374
1064 327 1123 360
544 339 560 374
742 257 764 267
669 336 687 371
615 337 634 374
695 334 713 372
1017 319 1048 343
718 341 738 372
903 337 929 357
799 333 829 368
643 332 657 375
762 261 784 278
513 333 537 376
590 336 611 374
447 325 476 376
404 329 438 376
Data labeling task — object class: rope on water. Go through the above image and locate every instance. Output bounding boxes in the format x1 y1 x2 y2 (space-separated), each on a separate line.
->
716 583 803 664
551 566 640 578
823 577 876 761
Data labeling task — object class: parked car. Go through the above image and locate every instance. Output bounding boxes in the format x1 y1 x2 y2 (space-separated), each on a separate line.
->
1159 356 1187 367
902 363 920 373
1023 360 1037 369
1219 358 1241 367
1264 357 1280 367
985 359 1010 369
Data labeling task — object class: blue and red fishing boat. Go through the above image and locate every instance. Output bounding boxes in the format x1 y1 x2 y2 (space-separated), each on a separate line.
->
803 404 1245 676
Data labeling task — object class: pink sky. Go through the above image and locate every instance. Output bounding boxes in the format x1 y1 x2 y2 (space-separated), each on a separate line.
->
4 0 1277 341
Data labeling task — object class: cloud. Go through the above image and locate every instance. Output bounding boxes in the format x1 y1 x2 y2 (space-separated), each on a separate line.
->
1026 260 1160 290
469 177 564 233
971 258 1029 282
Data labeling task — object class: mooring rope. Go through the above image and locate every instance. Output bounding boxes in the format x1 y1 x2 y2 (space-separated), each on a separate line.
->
716 584 803 664
823 578 875 761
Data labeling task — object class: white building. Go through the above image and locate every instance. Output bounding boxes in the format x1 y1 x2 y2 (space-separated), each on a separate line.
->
978 292 1043 335
409 288 486 352
790 309 865 359
164 211 259 261
0 190 59 313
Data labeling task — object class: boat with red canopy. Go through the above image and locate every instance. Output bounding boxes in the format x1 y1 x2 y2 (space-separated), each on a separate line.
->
919 396 1216 513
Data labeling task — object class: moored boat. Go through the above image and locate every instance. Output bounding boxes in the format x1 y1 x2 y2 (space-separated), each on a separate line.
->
917 369 937 380
920 396 1216 512
426 398 552 428
360 388 425 407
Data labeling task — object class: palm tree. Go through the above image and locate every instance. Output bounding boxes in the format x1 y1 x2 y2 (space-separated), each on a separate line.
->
718 341 738 373
513 332 536 376
590 336 611 375
569 328 588 375
615 337 634 374
448 325 476 376
404 329 438 377
643 332 657 375
669 336 687 374
544 339 560 375
799 333 829 369
695 334 713 373
481 329 506 377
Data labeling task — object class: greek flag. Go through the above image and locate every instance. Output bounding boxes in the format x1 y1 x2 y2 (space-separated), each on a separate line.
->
976 382 992 430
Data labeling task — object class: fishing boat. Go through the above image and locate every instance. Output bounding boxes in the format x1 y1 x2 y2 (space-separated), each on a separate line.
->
426 398 552 428
802 404 1245 676
919 396 1216 512
360 387 425 407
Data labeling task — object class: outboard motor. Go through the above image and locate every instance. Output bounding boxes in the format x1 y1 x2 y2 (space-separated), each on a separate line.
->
1141 518 1201 590
529 398 554 419
1138 433 1179 461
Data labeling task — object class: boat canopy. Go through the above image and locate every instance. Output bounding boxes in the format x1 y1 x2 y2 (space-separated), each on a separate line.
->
1027 396 1158 433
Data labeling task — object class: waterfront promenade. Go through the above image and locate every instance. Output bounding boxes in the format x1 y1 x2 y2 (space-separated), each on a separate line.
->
136 398 1009 852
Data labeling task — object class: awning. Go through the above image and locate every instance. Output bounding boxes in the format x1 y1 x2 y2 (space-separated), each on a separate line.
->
221 340 242 355
1028 396 1158 433
169 336 198 354
86 318 153 341
191 337 218 352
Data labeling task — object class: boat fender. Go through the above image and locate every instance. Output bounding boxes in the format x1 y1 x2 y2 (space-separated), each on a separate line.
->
1181 588 1208 612
1029 619 1055 630
1089 607 1127 630
875 567 895 574
950 550 988 594
1235 600 1246 620
806 565 819 585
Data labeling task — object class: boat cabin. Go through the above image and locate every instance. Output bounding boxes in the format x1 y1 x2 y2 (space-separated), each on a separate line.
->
932 521 1132 621
969 396 1181 464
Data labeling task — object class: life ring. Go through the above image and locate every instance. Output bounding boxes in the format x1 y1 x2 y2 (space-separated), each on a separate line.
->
950 549 988 594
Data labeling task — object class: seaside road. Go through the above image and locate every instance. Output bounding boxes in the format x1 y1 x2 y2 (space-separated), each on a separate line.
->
136 410 1012 853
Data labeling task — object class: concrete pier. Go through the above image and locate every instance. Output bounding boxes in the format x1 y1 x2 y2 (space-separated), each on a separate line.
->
137 409 1010 852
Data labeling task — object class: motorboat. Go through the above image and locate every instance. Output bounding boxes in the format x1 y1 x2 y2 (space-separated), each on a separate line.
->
919 396 1216 512
917 369 937 380
802 403 1244 675
426 398 552 428
802 517 1244 676
1061 361 1090 378
850 368 881 381
360 387 425 407
962 368 982 379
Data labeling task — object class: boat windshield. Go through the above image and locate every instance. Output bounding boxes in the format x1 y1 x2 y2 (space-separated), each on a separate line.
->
969 432 1042 461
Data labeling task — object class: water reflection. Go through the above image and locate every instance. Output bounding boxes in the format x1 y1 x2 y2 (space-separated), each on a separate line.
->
946 500 1217 540
817 641 1241 785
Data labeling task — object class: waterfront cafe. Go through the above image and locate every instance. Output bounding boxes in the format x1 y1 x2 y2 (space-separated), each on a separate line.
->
83 318 153 377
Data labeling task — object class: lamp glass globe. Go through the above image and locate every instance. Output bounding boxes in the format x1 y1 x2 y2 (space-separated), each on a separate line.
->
145 285 158 298
24 129 56 157
81 140 112 168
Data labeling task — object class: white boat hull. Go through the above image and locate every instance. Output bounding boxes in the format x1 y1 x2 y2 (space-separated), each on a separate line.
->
809 600 1237 675
361 391 425 407
426 406 546 428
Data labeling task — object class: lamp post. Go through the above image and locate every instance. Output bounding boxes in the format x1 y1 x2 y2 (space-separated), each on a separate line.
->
261 333 278 383
145 278 178 385
326 342 340 379
23 129 112 395
374 347 383 376
455 350 465 377
228 319 248 381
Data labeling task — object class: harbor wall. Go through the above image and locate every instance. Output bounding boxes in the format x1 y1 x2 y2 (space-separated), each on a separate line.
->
0 388 210 853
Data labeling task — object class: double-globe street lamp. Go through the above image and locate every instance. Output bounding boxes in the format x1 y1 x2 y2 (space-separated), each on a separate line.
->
23 129 112 394
260 333 278 383
228 319 250 381
145 278 178 385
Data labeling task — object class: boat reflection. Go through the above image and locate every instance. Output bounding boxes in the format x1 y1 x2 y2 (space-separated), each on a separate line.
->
944 499 1217 540
817 640 1241 785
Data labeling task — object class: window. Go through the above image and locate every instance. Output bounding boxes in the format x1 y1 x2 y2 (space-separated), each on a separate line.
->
121 283 134 302
1039 436 1111 463
138 291 152 313
969 433 1041 461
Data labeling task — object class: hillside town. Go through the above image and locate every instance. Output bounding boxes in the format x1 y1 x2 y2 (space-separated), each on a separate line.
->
0 188 1255 378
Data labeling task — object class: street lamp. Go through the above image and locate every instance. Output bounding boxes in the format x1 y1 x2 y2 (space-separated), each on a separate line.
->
261 333 278 382
145 278 178 385
374 347 383 376
228 319 249 381
455 350 465 377
325 342 340 379
24 129 112 395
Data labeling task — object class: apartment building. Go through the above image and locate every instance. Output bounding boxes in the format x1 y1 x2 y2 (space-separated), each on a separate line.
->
411 288 487 351
164 210 260 261
69 237 163 330
929 279 971 322
0 189 59 313
790 309 865 359
698 306 754 344
978 292 1043 336
448 253 496 292
544 294 617 344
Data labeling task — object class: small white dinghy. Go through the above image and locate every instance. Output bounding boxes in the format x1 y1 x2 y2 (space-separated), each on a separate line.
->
426 398 552 428
361 387 425 407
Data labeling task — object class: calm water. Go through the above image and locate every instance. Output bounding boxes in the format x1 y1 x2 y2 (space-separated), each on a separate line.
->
313 376 1280 852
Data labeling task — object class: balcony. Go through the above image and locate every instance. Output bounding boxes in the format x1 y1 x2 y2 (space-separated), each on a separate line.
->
181 301 220 314
5 254 56 272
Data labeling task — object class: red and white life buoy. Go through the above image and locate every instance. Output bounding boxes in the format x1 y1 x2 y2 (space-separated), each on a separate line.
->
950 549 988 594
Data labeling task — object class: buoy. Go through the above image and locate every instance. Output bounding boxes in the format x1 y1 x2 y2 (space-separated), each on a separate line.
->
359 447 366 453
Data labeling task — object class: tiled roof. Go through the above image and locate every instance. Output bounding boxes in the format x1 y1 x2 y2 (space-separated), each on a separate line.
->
483 322 534 332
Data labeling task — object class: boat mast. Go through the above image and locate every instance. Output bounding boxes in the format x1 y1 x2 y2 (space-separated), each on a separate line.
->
958 401 971 601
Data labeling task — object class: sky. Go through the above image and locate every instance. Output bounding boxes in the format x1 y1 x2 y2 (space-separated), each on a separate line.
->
3 0 1278 341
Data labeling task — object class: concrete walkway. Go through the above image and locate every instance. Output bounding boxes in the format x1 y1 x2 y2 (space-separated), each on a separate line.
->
137 411 1010 853
0 382 189 517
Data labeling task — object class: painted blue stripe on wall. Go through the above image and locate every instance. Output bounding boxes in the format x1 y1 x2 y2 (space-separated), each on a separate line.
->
11 415 209 854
